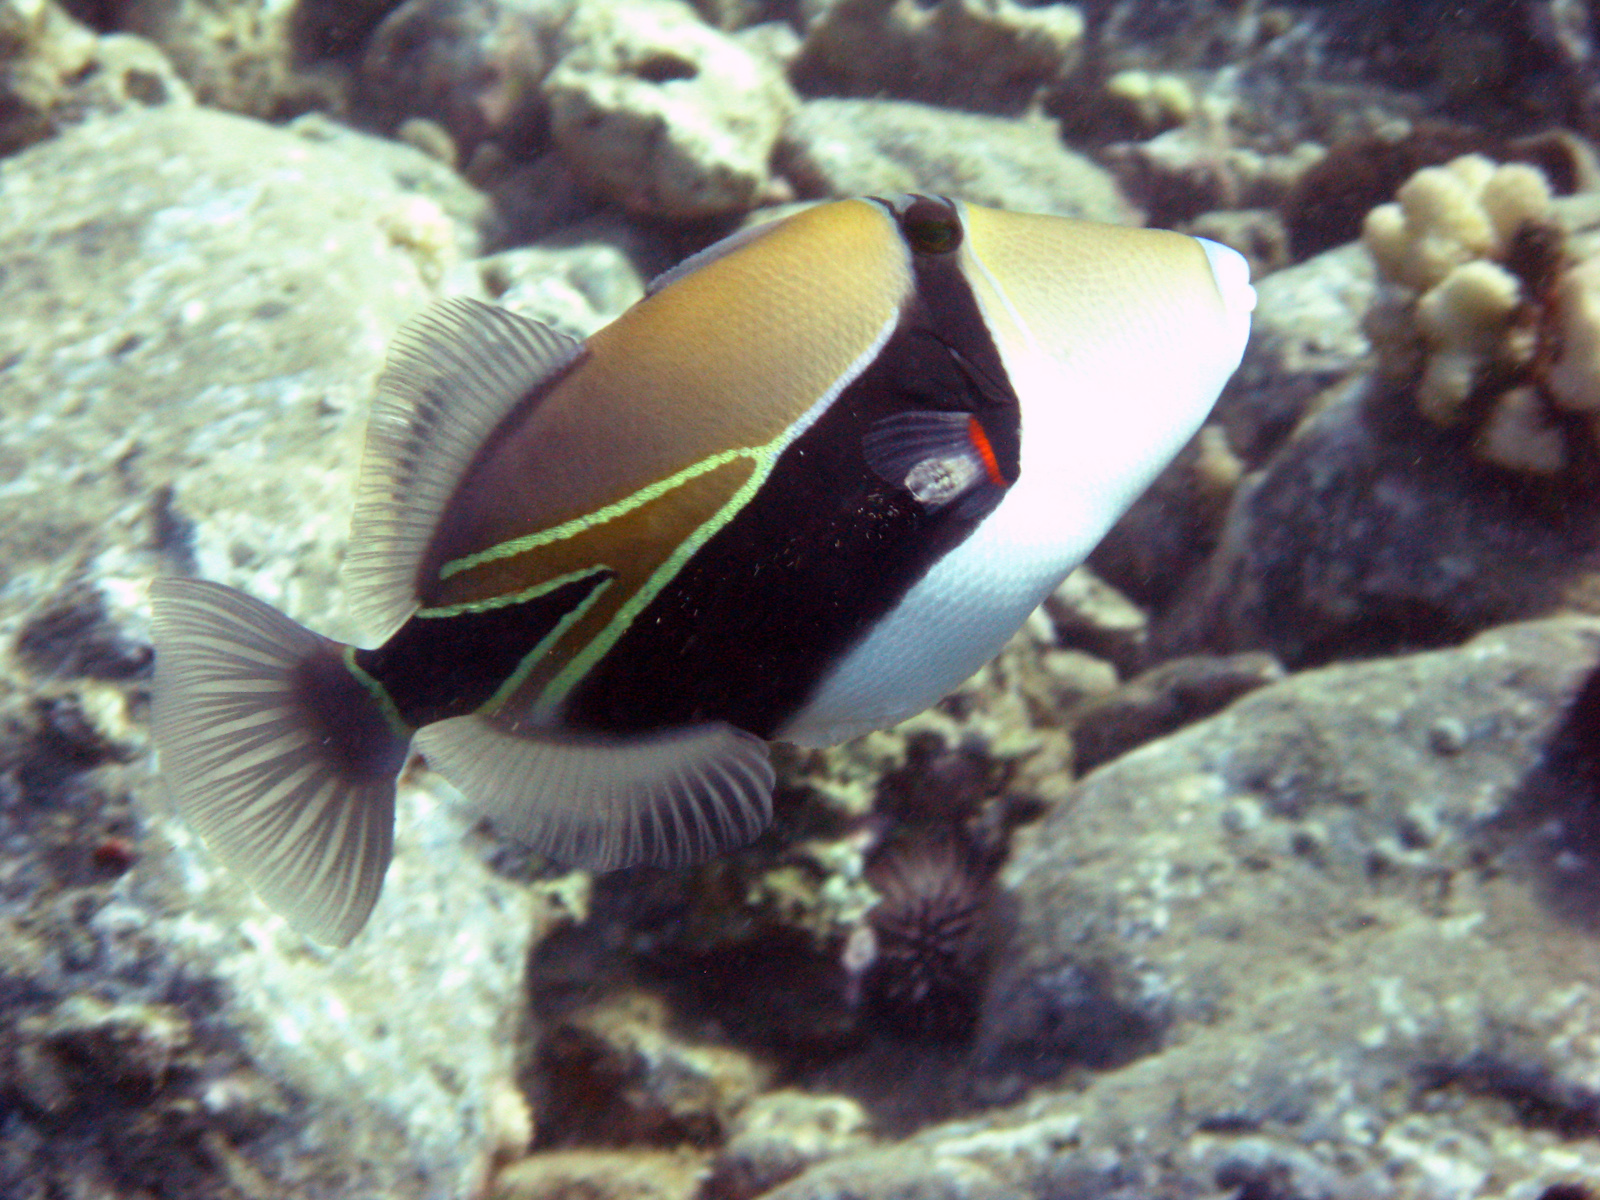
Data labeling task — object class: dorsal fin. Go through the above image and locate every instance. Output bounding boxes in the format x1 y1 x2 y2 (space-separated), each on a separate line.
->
344 298 585 644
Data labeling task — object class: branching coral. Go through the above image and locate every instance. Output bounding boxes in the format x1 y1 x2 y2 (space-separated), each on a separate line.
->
1361 152 1600 476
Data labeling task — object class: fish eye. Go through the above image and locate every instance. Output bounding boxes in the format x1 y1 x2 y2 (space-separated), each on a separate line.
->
905 217 961 255
897 197 963 255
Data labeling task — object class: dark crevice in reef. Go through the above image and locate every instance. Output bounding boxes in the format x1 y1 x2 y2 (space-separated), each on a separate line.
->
1417 1053 1600 1140
519 733 1084 1143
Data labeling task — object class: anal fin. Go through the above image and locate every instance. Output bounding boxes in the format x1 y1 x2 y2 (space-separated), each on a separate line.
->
414 718 775 871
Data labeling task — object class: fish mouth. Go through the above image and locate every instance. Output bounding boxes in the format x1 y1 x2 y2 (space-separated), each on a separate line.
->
1196 237 1258 356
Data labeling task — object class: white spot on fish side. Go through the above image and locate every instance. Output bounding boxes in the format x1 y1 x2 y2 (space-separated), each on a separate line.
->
904 455 981 507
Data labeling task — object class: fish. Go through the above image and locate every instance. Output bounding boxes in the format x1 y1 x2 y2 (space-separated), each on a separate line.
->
149 193 1254 945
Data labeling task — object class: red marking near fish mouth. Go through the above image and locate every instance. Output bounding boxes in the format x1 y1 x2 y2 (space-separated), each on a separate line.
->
967 416 1007 486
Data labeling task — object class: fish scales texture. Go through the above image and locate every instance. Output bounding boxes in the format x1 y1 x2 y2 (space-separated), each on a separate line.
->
149 194 1255 944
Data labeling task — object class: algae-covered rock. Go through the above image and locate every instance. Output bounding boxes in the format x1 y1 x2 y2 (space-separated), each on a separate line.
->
0 103 551 1200
974 616 1600 1194
0 0 188 155
780 99 1137 224
543 0 796 218
735 619 1600 1198
791 0 1084 116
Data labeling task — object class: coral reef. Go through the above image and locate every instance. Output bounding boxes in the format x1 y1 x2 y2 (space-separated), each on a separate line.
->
1362 152 1600 476
12 0 1600 1196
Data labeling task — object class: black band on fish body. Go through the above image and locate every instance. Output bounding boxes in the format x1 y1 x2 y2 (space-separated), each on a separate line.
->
558 207 1023 741
352 567 616 729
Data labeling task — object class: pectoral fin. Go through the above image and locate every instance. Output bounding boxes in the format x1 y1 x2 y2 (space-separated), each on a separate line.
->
862 410 1011 517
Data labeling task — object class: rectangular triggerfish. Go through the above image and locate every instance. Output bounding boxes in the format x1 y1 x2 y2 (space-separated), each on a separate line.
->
150 194 1254 945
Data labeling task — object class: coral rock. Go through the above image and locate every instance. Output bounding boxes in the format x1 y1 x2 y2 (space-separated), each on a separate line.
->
1478 383 1569 474
1357 152 1600 475
118 0 345 120
1067 651 1284 774
543 0 796 218
707 1090 874 1200
1413 258 1523 422
780 99 1136 224
1364 155 1551 294
356 0 568 160
1549 253 1600 414
490 1148 704 1200
536 990 771 1147
791 0 1084 116
0 0 189 154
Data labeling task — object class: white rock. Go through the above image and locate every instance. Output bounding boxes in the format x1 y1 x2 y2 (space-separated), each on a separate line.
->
544 0 796 218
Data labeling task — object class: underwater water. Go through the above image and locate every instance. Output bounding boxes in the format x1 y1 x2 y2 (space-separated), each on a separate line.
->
4 0 1600 1197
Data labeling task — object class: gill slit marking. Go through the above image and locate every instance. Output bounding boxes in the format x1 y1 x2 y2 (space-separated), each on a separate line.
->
416 565 613 619
342 646 413 738
481 574 615 717
526 308 905 719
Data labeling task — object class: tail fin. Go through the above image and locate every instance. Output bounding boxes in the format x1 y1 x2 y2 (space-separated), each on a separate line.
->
149 578 410 946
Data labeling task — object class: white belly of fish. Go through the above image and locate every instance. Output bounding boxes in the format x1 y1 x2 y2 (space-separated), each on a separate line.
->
777 479 1080 749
